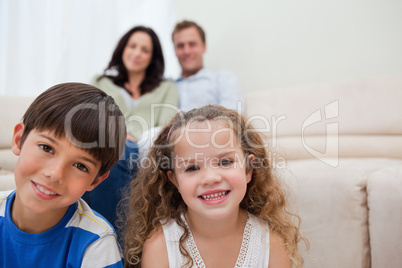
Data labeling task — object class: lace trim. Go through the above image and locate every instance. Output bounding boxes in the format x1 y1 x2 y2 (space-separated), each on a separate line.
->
183 216 252 268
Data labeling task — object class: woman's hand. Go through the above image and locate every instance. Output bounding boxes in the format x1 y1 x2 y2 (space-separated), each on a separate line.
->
126 134 137 142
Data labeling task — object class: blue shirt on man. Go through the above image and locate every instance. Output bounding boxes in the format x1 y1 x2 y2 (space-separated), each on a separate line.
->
176 68 244 112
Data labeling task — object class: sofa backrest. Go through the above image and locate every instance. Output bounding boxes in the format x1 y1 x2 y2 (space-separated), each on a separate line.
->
0 96 35 171
245 74 402 162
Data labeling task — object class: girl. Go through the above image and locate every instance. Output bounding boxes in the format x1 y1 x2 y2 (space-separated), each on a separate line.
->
122 105 305 267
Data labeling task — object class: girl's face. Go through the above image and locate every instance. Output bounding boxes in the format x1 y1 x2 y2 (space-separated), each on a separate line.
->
167 120 254 222
122 31 153 75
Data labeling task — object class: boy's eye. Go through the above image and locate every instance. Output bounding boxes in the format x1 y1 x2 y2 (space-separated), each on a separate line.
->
185 165 200 172
39 144 53 154
74 163 89 173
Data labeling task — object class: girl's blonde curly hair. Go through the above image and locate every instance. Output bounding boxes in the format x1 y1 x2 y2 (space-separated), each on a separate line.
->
120 105 307 267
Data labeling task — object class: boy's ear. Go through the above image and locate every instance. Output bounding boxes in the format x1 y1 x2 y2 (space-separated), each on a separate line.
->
86 171 110 192
12 123 25 156
246 154 255 184
167 170 178 188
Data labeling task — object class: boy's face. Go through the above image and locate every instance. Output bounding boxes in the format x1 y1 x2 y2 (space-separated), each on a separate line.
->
11 123 109 221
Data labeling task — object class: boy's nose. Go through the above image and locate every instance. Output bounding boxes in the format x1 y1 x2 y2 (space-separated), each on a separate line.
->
44 161 65 183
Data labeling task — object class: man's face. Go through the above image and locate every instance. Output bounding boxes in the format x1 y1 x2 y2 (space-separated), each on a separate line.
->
173 26 206 78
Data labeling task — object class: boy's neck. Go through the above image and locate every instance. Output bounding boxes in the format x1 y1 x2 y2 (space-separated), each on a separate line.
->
11 194 69 233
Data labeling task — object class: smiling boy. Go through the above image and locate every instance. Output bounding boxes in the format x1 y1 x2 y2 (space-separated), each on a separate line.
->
0 83 126 267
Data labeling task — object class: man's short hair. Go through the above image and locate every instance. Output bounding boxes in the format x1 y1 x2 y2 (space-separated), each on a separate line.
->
20 82 126 176
172 20 206 43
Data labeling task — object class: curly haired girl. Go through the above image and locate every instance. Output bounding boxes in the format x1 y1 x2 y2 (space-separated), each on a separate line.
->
122 105 306 267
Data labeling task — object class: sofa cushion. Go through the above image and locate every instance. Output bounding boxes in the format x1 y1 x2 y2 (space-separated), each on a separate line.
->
367 165 402 268
0 149 18 171
0 168 15 191
280 158 402 268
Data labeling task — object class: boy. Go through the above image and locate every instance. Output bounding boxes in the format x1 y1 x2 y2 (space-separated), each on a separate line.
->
0 83 126 267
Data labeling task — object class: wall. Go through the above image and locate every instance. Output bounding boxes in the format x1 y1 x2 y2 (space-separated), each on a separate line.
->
176 0 402 92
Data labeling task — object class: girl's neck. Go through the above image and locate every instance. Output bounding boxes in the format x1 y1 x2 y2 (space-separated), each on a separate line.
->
125 71 146 99
185 209 248 239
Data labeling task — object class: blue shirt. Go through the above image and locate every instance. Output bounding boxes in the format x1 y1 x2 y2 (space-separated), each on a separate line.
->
0 190 123 268
176 68 244 112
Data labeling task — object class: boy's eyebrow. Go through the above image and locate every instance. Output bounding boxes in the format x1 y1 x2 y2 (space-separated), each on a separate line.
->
39 134 98 167
39 134 59 145
79 156 98 167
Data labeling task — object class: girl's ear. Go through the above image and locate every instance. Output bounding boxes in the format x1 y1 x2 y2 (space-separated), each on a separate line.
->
167 170 178 188
87 171 110 191
12 123 25 156
246 154 255 184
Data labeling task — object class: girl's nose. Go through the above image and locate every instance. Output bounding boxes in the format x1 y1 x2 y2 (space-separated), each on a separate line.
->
201 167 222 185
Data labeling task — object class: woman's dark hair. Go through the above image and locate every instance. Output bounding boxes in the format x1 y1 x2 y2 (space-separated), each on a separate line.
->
101 26 165 95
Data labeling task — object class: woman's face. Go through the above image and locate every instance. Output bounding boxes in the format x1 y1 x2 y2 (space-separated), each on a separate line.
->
122 31 153 75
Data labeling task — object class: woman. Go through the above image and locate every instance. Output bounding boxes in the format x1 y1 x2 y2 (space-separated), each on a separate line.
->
91 26 178 141
83 26 179 230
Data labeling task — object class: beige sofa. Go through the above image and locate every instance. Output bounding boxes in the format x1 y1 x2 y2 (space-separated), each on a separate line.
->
1 74 402 267
245 74 402 268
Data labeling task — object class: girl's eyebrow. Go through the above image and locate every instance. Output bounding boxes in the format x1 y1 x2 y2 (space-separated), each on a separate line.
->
215 150 237 158
177 157 194 165
176 151 238 164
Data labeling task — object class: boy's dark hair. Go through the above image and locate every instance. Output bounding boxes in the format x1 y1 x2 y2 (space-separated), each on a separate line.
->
20 82 126 176
172 20 206 43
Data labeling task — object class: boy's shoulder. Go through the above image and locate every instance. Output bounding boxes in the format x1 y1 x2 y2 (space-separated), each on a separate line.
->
0 190 15 217
70 198 117 237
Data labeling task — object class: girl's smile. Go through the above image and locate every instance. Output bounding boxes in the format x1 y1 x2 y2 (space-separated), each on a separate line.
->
167 120 254 221
199 190 231 204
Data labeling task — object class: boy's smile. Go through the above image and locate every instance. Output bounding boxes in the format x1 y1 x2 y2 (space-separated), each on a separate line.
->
11 123 109 233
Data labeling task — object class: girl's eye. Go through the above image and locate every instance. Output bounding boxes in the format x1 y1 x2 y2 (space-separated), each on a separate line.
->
39 144 53 154
74 163 89 173
220 158 233 166
185 165 200 172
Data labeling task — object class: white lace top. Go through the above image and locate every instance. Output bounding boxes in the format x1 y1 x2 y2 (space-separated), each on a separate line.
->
161 213 270 267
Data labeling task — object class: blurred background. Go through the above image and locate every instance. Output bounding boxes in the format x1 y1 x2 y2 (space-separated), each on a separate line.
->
1 0 402 96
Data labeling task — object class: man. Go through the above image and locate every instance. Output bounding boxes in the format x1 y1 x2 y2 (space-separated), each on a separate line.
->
172 20 244 112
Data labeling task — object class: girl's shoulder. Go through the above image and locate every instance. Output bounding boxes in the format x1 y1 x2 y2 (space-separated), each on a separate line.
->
142 226 169 267
268 230 291 268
